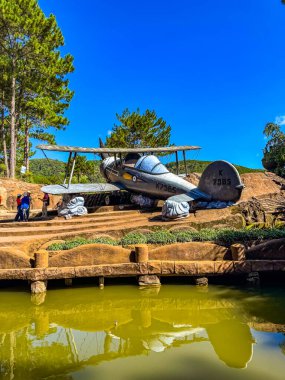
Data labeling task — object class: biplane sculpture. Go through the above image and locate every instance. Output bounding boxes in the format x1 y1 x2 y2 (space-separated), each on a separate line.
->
37 141 244 218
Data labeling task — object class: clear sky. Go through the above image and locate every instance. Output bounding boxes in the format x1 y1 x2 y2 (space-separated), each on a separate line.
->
38 0 285 168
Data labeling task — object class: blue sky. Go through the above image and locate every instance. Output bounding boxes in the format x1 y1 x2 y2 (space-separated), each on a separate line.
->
38 0 285 168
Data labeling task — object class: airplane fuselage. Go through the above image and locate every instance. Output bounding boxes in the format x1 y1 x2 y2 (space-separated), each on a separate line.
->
101 156 197 200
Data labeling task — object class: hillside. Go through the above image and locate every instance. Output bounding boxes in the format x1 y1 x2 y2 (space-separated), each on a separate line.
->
29 158 104 184
166 160 264 175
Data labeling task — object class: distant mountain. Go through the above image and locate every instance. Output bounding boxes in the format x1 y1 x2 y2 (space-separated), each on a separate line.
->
29 158 104 184
30 159 66 177
166 160 264 175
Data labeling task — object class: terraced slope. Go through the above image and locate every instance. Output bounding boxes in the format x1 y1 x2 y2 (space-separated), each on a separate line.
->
0 207 243 250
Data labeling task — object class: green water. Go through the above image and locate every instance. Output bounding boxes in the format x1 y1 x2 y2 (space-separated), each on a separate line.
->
0 284 285 380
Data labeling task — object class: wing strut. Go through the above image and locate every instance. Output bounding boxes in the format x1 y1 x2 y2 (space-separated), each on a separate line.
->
68 152 77 188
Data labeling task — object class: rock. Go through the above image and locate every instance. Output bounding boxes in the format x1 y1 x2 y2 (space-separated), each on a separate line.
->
138 275 161 286
31 280 47 294
195 277 208 286
246 238 285 260
130 194 155 207
246 272 260 287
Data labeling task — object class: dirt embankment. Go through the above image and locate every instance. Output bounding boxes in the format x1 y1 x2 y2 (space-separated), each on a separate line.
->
0 178 60 212
186 171 285 225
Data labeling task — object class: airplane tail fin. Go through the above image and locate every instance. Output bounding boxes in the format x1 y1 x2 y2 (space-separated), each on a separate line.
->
99 138 109 160
198 160 244 202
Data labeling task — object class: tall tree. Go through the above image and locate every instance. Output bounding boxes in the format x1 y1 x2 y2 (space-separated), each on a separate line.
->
106 108 171 148
262 122 285 176
0 0 74 178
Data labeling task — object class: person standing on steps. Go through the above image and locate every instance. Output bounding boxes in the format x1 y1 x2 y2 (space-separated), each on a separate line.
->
39 193 50 219
20 192 30 221
14 194 22 221
26 191 32 220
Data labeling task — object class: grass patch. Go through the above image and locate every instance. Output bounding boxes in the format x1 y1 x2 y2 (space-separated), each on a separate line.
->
47 227 285 250
48 236 118 251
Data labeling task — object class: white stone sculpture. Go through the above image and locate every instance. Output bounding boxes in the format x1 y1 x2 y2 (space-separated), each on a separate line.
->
162 199 190 220
58 196 87 219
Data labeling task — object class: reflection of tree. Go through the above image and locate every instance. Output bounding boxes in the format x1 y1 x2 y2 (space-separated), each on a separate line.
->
279 336 285 356
0 329 72 380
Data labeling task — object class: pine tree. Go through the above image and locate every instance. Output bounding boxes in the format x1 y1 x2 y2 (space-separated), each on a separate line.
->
106 108 171 148
0 0 74 178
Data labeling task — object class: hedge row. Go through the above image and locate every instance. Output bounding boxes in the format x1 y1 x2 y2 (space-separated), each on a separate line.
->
47 227 285 251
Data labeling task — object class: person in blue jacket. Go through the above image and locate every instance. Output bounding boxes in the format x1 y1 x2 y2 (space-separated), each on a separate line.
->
20 192 30 221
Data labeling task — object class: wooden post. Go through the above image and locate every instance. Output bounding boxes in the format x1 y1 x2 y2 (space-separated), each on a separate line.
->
231 244 246 261
34 250 49 268
135 245 149 263
99 276 104 289
32 250 48 294
65 278 73 287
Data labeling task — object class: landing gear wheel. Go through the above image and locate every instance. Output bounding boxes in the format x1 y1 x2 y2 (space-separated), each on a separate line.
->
104 195 111 206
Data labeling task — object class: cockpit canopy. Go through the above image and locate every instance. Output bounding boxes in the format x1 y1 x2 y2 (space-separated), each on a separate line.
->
134 155 169 174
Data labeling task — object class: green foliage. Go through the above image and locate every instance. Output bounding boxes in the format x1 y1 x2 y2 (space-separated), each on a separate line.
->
0 0 74 178
0 163 6 176
30 159 66 178
106 108 171 149
166 159 264 175
48 236 118 250
262 122 285 177
47 227 285 251
28 158 105 184
121 232 147 246
146 230 177 245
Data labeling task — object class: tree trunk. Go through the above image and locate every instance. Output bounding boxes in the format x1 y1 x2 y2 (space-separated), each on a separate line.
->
0 91 9 177
9 74 16 178
24 118 29 172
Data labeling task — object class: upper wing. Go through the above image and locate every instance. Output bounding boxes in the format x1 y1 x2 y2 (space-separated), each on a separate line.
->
167 187 212 203
41 183 123 195
36 144 201 154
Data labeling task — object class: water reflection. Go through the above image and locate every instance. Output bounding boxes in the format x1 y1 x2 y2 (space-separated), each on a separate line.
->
0 285 285 379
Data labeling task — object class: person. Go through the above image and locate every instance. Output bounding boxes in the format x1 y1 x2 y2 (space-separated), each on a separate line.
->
14 194 22 222
26 191 32 220
20 192 30 221
39 193 50 218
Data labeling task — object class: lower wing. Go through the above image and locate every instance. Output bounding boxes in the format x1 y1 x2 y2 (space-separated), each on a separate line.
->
41 183 123 195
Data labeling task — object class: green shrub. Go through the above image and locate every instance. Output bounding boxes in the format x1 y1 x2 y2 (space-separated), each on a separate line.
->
90 237 118 246
191 228 218 242
146 230 177 245
47 227 285 251
121 232 147 246
48 236 117 250
175 230 196 242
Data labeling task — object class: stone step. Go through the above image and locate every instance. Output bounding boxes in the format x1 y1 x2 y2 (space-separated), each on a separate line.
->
0 217 191 248
0 210 147 229
0 215 157 237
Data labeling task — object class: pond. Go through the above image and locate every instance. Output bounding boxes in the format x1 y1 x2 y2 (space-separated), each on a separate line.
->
0 283 285 380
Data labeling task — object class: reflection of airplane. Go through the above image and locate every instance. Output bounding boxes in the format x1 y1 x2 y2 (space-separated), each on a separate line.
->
37 140 244 207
